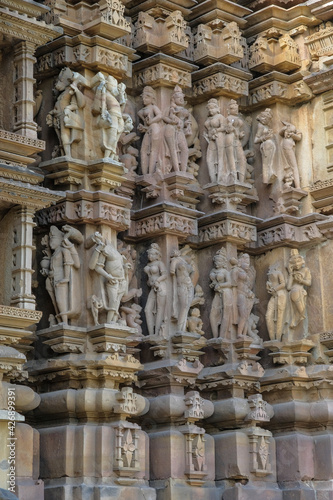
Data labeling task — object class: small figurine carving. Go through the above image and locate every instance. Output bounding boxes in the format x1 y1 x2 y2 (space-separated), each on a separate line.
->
170 248 195 332
92 72 125 160
46 68 85 157
187 308 204 335
224 99 249 183
287 249 311 329
254 108 277 185
163 85 191 173
204 99 227 184
279 121 302 189
41 225 83 325
144 243 168 336
209 248 233 339
120 303 143 334
88 232 130 324
265 263 288 341
118 114 139 176
137 86 163 175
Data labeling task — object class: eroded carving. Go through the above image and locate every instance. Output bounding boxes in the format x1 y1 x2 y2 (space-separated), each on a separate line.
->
254 108 277 185
144 243 167 336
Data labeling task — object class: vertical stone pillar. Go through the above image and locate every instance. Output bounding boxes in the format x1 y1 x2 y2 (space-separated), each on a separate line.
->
13 41 37 139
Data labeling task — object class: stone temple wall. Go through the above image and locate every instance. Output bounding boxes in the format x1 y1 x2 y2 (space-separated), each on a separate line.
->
1 0 333 499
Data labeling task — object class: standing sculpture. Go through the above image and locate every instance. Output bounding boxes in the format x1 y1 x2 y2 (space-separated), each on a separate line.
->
138 86 163 175
209 248 233 339
254 108 277 185
144 243 168 336
224 99 248 183
287 249 311 330
92 72 125 160
88 232 129 324
279 121 302 189
265 263 288 341
170 248 195 332
46 68 85 158
231 253 257 338
40 225 83 325
204 99 227 184
163 85 191 173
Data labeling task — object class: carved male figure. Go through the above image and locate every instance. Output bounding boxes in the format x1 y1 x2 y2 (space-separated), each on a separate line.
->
265 263 287 341
287 249 311 330
170 248 195 332
254 108 277 185
279 121 302 189
224 99 248 183
204 99 227 184
46 68 85 157
209 248 233 339
88 232 129 324
41 225 83 325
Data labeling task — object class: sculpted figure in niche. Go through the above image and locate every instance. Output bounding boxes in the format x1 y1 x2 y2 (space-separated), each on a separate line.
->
46 68 85 158
187 308 204 336
138 86 163 175
204 99 227 184
254 108 277 185
92 72 125 160
287 249 311 329
265 263 287 341
209 248 233 339
163 85 191 173
170 248 195 332
224 99 248 183
279 121 302 189
40 225 83 325
231 253 257 338
144 243 168 336
88 232 129 324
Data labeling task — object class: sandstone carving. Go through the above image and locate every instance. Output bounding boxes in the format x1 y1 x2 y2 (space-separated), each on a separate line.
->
163 85 192 173
144 243 167 336
209 248 233 339
225 99 250 184
92 72 126 160
40 225 83 325
265 263 288 341
279 121 302 189
186 308 204 335
138 86 163 175
46 68 86 158
88 232 130 324
254 108 277 184
287 249 311 331
170 248 195 332
204 98 227 184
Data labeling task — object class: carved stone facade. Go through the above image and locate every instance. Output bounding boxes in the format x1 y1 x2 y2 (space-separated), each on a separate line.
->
2 0 333 500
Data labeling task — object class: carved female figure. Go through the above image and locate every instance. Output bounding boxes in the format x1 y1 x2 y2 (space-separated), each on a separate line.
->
88 232 129 324
41 225 83 325
224 99 248 183
138 86 163 175
279 121 302 189
46 68 85 157
286 249 311 329
209 248 233 339
144 243 168 336
170 249 194 332
231 253 256 338
265 263 287 341
92 73 125 160
254 108 277 185
204 99 227 184
163 85 192 173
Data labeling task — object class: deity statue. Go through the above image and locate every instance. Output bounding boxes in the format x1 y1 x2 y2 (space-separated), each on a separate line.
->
40 225 83 325
92 72 125 160
265 263 288 341
137 86 163 175
163 85 192 173
209 248 233 339
170 248 195 332
187 308 204 336
88 232 130 324
204 99 227 184
231 253 257 338
286 249 311 329
224 99 249 183
144 243 168 336
46 68 85 157
254 108 277 185
279 121 302 189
